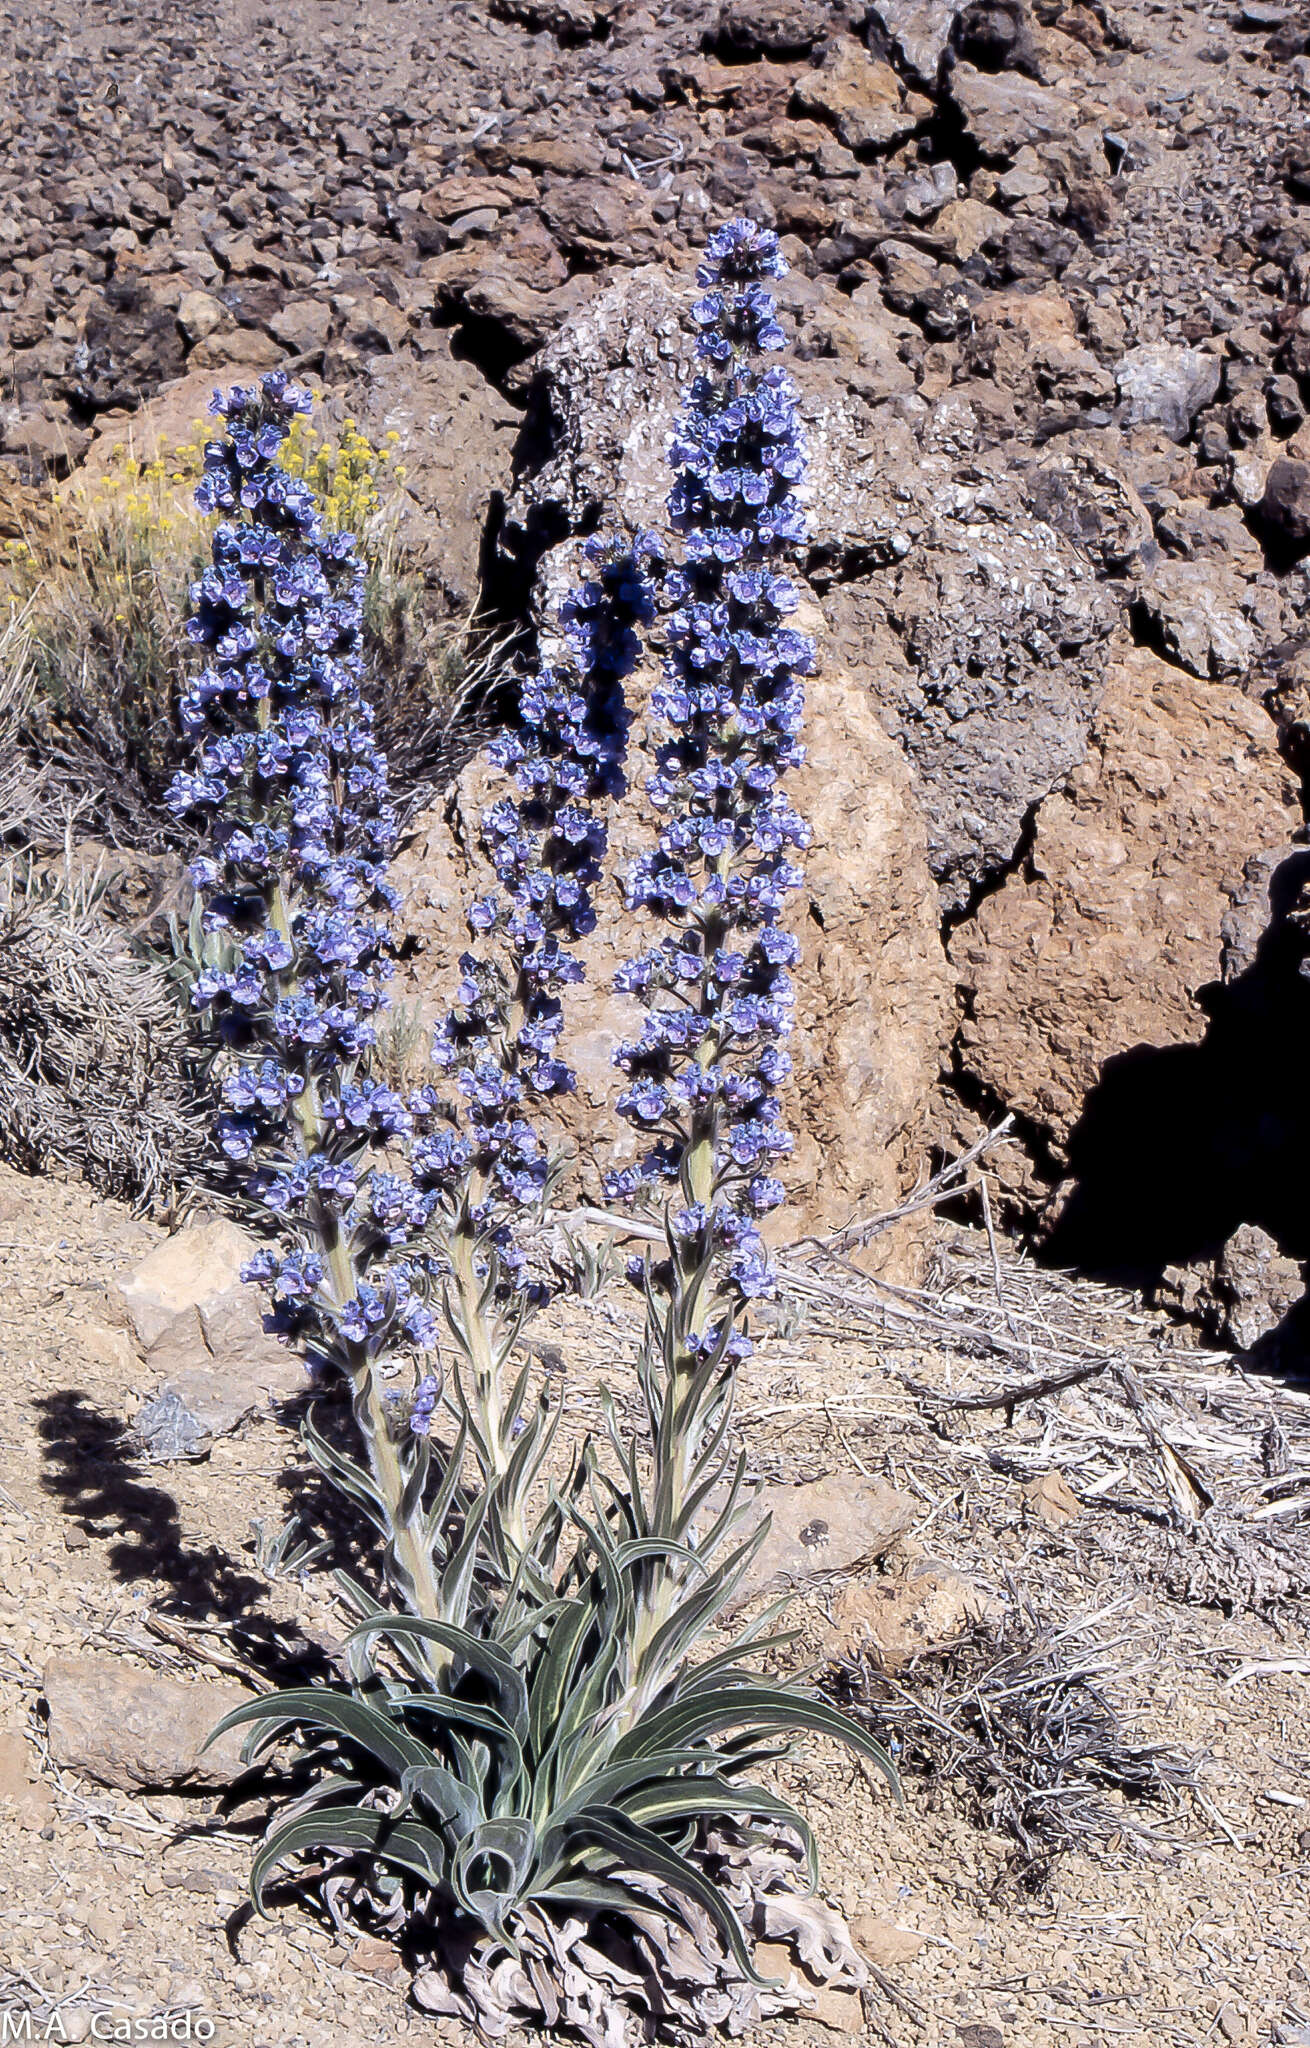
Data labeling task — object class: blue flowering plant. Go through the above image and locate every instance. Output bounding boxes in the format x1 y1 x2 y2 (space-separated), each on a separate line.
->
420 530 660 1583
602 218 816 1734
178 227 892 2042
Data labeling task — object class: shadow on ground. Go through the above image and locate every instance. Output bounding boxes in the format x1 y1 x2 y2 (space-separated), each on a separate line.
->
34 1388 338 1682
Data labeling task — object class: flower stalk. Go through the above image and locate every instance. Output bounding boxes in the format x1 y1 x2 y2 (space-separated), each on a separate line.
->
608 218 813 1721
422 533 660 1582
182 234 893 2035
166 373 451 1658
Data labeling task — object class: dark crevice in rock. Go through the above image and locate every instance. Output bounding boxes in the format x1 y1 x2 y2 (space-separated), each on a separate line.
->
937 1040 1065 1226
1125 592 1187 671
480 368 576 641
917 87 984 187
939 791 1042 942
449 315 538 399
1042 848 1310 1288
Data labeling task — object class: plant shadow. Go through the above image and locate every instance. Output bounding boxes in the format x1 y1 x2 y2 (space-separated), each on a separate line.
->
33 1387 350 1685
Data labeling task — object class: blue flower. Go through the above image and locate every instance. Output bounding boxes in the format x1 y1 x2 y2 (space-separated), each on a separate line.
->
174 373 440 1377
613 221 810 1313
426 534 661 1270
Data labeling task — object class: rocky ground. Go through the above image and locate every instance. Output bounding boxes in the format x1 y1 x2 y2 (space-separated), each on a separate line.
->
0 1163 1308 2046
8 0 1310 1325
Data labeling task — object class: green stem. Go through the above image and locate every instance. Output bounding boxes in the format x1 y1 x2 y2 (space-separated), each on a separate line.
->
450 1205 529 1565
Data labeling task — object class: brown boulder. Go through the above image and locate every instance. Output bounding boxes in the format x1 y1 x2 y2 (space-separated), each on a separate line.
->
537 178 661 256
44 1656 253 1791
113 1219 307 1450
728 1478 918 1611
831 1560 996 1669
792 44 921 153
393 638 955 1244
950 649 1300 1159
948 60 1078 160
345 340 520 609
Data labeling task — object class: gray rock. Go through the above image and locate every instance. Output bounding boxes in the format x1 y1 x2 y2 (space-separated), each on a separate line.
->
1116 343 1222 442
1158 1226 1303 1352
714 0 836 53
867 0 960 83
1216 1225 1303 1351
132 1387 212 1464
1133 557 1258 679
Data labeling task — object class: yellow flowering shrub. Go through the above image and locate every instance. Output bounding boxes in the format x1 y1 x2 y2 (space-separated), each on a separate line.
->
1 400 486 848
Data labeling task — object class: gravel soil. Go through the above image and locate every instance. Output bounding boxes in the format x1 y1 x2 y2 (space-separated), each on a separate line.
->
0 1161 1307 2048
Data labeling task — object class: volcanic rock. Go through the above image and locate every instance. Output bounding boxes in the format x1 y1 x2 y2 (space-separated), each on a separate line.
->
44 1656 252 1791
1116 342 1222 442
950 648 1301 1160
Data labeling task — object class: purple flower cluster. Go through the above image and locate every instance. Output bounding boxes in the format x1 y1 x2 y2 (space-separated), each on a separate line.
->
611 220 812 1315
168 372 439 1372
427 533 660 1284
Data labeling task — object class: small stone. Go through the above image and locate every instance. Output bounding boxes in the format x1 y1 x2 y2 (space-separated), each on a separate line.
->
1020 1470 1082 1527
350 1935 405 1977
1115 342 1222 441
176 289 228 342
44 1655 253 1791
868 0 961 84
116 1219 307 1453
715 0 834 54
537 177 658 252
950 62 1077 159
63 1524 91 1550
809 1979 866 2033
959 2028 1005 2048
793 46 918 153
269 298 333 354
189 328 286 373
132 1386 213 1463
727 1478 916 1610
831 1561 997 1670
851 1913 926 1968
446 206 501 243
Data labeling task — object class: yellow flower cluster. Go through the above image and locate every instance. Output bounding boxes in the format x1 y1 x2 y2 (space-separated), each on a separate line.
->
2 409 406 633
280 415 403 536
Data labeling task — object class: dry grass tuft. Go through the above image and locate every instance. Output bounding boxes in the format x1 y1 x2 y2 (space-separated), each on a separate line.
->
832 1597 1201 1892
1 417 510 852
0 858 210 1211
